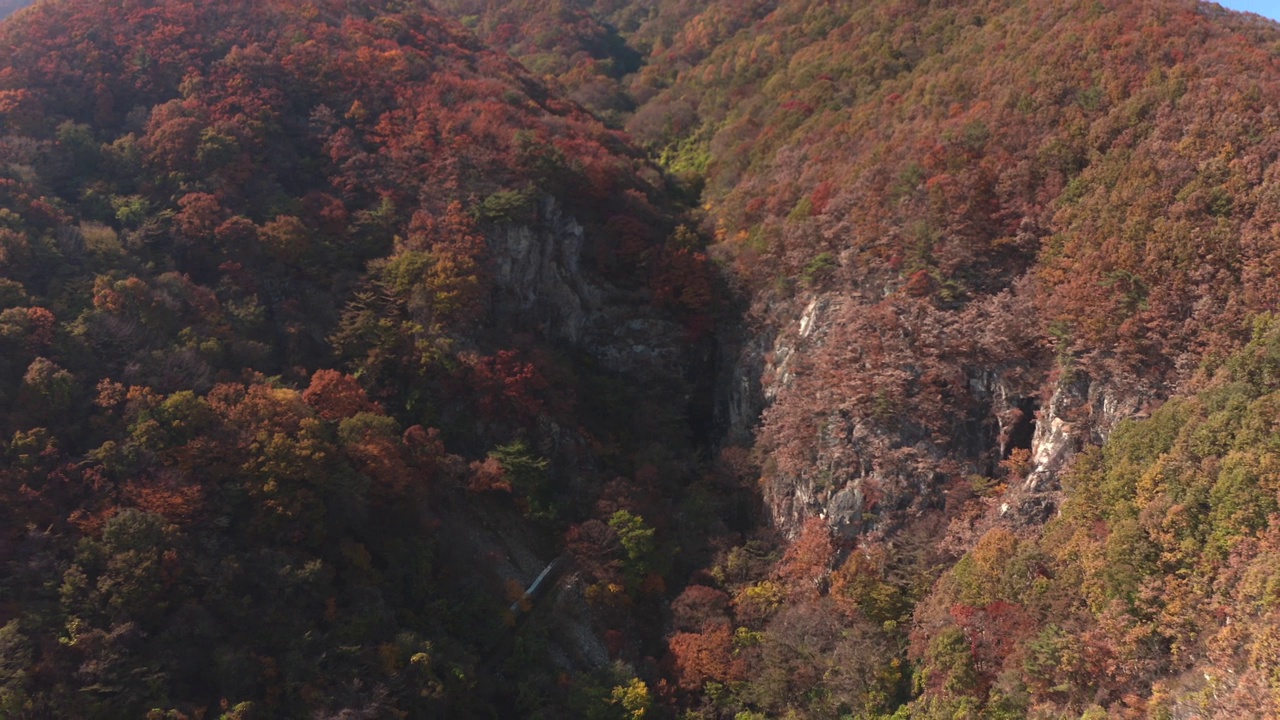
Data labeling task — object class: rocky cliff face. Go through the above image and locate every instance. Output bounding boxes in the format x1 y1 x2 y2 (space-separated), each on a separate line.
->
473 197 711 671
731 283 1158 540
1022 371 1152 492
487 197 690 380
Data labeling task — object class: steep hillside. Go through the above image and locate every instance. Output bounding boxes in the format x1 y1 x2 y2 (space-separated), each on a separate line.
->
630 0 1280 716
631 0 1280 530
428 0 644 125
428 0 752 127
912 316 1280 717
431 0 1280 527
0 0 718 716
7 0 1280 717
437 0 1280 715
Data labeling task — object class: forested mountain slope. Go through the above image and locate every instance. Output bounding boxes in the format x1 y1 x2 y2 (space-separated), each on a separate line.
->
627 0 1280 716
634 0 1280 716
0 0 719 716
913 317 1280 717
7 0 1280 718
433 0 1280 715
614 0 1280 535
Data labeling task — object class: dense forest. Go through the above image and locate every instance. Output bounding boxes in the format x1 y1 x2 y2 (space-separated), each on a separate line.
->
3 0 1280 717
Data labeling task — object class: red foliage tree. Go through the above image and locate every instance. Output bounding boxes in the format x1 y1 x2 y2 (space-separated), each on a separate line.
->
670 584 731 633
776 516 834 598
303 369 378 421
462 349 550 423
667 623 744 692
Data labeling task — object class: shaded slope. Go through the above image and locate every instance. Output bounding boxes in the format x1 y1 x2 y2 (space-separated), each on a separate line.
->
0 0 714 717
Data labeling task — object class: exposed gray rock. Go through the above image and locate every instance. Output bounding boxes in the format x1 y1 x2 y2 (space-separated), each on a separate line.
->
488 199 599 345
485 197 688 380
1023 371 1150 493
713 323 771 446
